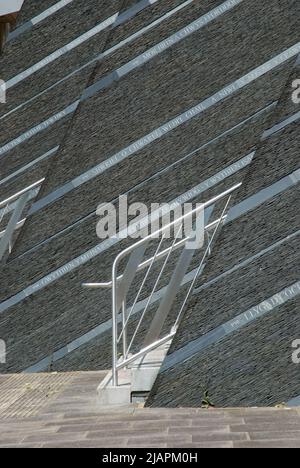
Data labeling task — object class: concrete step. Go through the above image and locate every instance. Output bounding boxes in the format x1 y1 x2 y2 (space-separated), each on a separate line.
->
98 342 172 407
1 372 300 447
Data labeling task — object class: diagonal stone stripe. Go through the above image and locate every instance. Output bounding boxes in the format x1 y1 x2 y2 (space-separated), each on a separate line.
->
0 147 59 187
161 281 300 373
25 229 300 373
2 0 160 90
194 229 300 295
226 169 300 223
0 164 297 316
262 110 300 140
0 100 272 209
0 102 78 157
0 153 254 314
11 102 269 258
81 0 245 100
8 0 74 42
27 42 300 214
0 0 244 157
0 0 194 122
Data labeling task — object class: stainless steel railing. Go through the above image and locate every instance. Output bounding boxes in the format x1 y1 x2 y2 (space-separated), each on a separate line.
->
83 183 241 386
0 178 44 261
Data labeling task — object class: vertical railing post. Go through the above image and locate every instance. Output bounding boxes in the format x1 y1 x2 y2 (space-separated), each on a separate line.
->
122 299 128 362
0 192 30 262
112 261 118 387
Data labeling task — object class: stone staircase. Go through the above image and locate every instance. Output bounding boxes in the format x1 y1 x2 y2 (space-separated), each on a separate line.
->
1 372 300 448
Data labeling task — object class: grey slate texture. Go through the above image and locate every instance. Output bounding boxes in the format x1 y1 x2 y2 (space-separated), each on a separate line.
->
0 0 127 203
0 0 122 111
0 0 299 401
14 1 62 27
0 0 193 210
8 65 294 256
147 59 300 406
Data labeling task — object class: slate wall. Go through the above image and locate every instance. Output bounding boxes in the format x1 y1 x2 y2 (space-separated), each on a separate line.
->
147 60 300 407
0 0 299 385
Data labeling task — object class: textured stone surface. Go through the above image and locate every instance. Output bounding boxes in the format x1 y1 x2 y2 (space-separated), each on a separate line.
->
2 103 269 297
14 1 61 27
1 372 300 448
268 62 300 124
0 0 299 387
0 116 70 180
0 0 122 111
0 157 50 201
147 296 300 408
147 59 300 407
9 64 293 256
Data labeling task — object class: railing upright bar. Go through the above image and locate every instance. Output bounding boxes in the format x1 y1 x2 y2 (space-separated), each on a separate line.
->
119 223 184 346
116 243 149 314
0 192 31 262
0 179 45 262
117 276 148 344
111 183 242 264
83 217 229 290
112 258 119 387
0 202 9 225
143 221 195 347
122 300 128 360
117 242 161 344
126 234 167 356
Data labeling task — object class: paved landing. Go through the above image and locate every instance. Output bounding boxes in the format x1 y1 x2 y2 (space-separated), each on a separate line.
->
0 372 300 448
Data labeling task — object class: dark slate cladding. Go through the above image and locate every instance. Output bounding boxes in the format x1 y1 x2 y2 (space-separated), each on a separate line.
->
14 1 61 27
0 0 299 390
269 61 300 124
0 115 71 179
147 65 300 406
0 0 191 204
147 295 300 408
0 0 122 108
0 153 55 201
0 169 38 201
8 68 298 253
0 0 125 200
10 0 227 200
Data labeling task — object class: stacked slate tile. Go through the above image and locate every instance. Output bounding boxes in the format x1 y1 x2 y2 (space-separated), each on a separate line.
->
0 0 299 408
147 56 300 407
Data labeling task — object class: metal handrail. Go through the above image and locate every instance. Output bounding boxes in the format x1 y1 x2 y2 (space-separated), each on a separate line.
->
83 183 241 386
82 217 225 289
0 179 45 209
0 178 45 261
0 218 25 239
82 189 238 290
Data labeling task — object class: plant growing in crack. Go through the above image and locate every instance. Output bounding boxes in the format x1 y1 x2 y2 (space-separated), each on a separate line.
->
201 389 215 409
275 402 287 408
48 354 54 373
